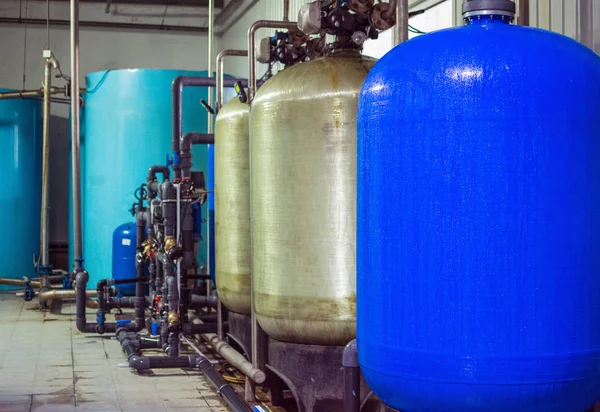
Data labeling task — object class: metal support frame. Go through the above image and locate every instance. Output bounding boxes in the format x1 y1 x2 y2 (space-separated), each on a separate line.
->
247 20 298 103
246 19 297 402
216 49 247 111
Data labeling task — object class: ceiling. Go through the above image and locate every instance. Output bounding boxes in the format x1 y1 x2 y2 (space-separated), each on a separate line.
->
52 0 225 7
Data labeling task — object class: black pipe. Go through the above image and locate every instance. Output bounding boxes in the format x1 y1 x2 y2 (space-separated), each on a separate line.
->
181 322 223 334
74 212 148 334
179 133 215 179
147 165 170 183
161 181 176 238
139 337 161 349
190 294 218 309
197 357 252 412
188 274 211 281
108 297 136 308
171 76 248 179
197 314 218 323
343 339 360 412
115 328 250 412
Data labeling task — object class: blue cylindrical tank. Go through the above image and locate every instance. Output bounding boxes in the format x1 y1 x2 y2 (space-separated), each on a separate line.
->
0 90 42 288
111 222 136 295
357 13 600 412
70 69 210 287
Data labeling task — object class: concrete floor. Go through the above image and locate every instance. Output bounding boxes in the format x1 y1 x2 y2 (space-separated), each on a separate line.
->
0 293 230 412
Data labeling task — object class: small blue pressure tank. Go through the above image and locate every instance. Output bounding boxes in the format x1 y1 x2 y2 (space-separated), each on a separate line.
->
356 1 600 411
112 223 136 295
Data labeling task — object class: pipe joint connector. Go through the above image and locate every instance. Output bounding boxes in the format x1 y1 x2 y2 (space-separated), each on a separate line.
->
342 339 359 367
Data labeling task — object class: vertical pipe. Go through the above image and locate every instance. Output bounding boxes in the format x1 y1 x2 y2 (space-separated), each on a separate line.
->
216 50 247 111
394 0 409 46
70 0 82 263
518 0 530 26
247 21 298 103
215 48 247 343
206 0 215 299
283 0 290 21
246 19 298 402
40 59 52 269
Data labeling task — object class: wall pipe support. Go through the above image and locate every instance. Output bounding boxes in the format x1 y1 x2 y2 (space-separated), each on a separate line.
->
247 20 298 103
216 49 247 111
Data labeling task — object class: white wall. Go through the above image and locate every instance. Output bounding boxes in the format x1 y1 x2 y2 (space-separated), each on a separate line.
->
452 0 600 54
0 23 210 243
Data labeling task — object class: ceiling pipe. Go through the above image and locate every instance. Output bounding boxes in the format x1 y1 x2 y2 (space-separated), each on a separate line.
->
0 17 208 33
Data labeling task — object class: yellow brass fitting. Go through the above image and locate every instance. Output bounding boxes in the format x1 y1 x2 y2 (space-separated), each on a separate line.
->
167 311 179 325
142 238 157 257
164 236 176 253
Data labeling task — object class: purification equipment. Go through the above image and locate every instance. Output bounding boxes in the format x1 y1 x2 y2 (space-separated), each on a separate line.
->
0 91 42 288
111 222 136 295
71 69 209 287
252 50 375 346
215 97 250 315
356 1 600 411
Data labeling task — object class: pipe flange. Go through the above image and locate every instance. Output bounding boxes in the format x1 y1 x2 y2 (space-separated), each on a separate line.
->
348 0 374 13
462 0 515 19
370 3 394 31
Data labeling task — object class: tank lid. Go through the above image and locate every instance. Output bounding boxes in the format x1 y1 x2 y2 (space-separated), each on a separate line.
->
462 0 515 20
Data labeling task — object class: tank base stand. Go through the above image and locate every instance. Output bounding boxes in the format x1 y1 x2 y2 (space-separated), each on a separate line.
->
265 339 382 412
227 312 251 358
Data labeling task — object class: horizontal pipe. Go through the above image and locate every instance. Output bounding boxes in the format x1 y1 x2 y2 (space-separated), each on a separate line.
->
188 274 212 281
0 17 208 33
190 294 219 309
191 314 266 384
182 321 221 334
0 278 42 288
38 289 99 300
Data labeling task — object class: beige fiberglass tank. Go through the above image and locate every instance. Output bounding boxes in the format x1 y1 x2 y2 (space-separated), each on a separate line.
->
251 49 375 345
215 97 251 314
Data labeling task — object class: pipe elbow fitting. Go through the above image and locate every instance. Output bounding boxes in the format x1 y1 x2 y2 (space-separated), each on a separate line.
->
128 354 150 371
75 318 87 333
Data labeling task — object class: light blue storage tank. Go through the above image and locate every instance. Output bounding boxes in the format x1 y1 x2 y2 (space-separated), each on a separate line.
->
0 90 42 288
69 69 210 287
357 2 600 411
